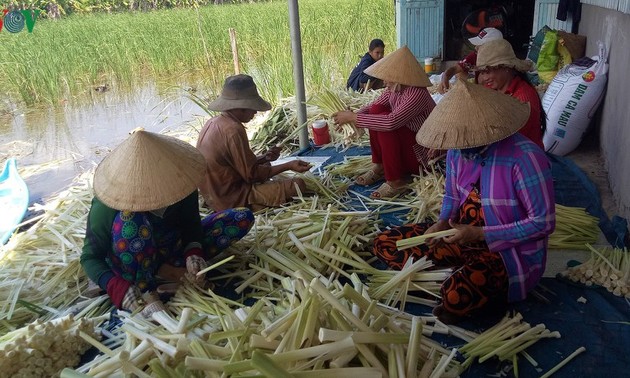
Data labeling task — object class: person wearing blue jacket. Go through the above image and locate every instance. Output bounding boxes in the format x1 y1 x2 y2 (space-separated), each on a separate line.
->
346 39 385 91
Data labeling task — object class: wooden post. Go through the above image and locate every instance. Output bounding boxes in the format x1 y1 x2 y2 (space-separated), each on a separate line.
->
229 28 240 75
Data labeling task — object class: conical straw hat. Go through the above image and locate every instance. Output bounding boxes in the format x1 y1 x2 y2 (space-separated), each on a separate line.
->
415 79 530 149
93 130 206 211
364 45 432 87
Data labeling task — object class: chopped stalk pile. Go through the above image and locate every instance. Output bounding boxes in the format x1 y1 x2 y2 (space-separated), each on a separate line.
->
559 244 630 297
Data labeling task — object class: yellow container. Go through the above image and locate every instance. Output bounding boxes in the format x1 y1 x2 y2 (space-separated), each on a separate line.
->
424 57 434 74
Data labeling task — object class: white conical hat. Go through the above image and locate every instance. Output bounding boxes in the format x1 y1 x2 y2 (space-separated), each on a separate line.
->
416 79 530 149
93 129 206 211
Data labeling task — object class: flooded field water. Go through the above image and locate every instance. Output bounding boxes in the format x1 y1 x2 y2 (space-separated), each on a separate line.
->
0 82 207 204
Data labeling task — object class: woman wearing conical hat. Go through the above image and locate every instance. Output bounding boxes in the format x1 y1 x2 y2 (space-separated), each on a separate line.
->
333 45 438 199
373 80 555 323
81 130 254 316
475 39 545 149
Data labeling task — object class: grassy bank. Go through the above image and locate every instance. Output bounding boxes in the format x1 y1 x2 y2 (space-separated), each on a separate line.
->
0 0 395 106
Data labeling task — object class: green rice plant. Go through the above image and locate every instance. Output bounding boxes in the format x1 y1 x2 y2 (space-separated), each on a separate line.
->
0 0 395 106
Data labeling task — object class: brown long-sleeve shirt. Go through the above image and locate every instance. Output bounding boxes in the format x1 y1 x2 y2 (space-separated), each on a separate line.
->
196 113 272 211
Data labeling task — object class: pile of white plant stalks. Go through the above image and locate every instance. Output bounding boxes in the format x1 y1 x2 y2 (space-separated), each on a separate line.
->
248 88 381 154
0 89 606 377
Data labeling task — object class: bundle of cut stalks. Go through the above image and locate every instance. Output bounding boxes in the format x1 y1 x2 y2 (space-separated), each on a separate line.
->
249 104 299 154
336 88 382 109
459 312 562 376
549 204 600 250
0 314 102 377
406 170 445 224
325 156 445 225
558 244 630 297
307 89 365 146
349 175 444 228
366 256 451 310
300 171 352 203
248 89 379 153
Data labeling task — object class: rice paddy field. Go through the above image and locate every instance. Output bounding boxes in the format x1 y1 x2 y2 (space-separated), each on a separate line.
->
0 0 396 107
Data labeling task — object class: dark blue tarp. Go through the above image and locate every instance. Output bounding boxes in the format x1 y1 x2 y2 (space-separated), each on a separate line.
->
427 277 629 377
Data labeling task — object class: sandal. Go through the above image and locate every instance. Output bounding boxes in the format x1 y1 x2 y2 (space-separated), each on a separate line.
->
370 182 409 199
354 169 383 186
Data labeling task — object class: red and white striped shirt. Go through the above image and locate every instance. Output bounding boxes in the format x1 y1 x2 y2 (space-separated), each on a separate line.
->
356 86 436 167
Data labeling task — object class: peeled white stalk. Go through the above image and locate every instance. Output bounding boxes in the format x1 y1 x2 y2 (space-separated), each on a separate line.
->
406 316 423 377
540 346 586 378
396 229 457 250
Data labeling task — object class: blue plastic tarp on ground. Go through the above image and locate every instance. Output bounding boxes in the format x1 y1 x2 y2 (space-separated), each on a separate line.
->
424 277 629 377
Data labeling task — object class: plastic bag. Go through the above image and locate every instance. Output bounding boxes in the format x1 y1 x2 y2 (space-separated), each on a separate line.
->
537 29 560 83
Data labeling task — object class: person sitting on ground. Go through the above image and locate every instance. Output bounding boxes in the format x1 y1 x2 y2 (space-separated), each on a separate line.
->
437 27 503 94
373 79 555 324
81 129 254 316
196 74 311 212
333 45 437 199
346 38 386 92
475 38 545 149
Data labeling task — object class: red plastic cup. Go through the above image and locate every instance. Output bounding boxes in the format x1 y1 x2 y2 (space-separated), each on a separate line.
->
312 120 331 145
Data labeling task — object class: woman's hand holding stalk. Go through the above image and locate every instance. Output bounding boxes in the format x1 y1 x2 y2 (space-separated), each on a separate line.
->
424 219 451 247
443 219 485 245
186 255 208 285
332 110 357 130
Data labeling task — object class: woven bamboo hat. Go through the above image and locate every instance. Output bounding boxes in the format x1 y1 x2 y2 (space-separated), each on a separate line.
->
475 39 533 72
93 129 206 211
415 79 530 149
208 74 271 112
364 45 432 87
